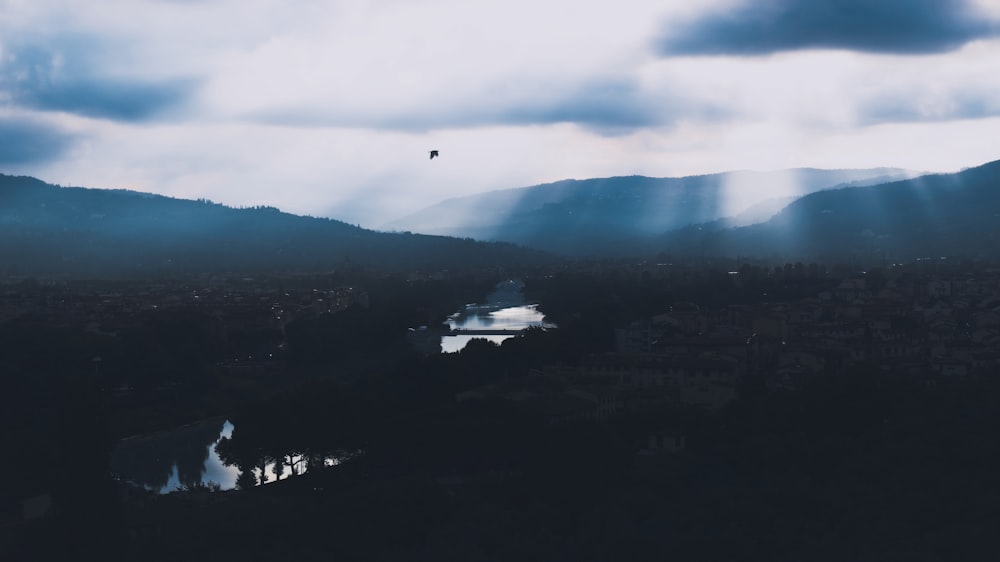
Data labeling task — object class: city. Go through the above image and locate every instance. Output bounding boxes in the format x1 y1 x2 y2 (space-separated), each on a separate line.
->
4 258 1000 559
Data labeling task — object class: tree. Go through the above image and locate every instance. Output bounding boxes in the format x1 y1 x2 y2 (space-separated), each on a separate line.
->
236 463 259 490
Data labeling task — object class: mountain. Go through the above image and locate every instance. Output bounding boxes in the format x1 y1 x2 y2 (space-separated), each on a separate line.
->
656 159 1000 262
0 175 547 277
383 168 914 255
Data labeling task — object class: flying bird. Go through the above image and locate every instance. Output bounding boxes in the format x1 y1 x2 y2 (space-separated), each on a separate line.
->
429 150 439 160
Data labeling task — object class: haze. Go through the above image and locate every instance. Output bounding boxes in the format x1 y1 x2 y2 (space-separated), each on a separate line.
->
2 0 1000 227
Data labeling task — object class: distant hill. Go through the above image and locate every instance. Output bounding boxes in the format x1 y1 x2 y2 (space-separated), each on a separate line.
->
384 168 913 255
0 175 547 277
655 159 1000 262
7 159 988 277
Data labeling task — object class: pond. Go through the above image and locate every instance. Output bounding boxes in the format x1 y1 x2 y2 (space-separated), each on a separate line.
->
440 279 556 353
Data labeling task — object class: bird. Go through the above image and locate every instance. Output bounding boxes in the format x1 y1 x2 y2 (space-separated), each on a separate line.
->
429 150 439 160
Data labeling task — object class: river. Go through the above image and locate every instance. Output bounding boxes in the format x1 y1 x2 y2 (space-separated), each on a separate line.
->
112 279 553 493
111 418 335 494
440 279 556 353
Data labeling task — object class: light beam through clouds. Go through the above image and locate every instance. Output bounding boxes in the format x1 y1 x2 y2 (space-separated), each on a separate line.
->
1 0 999 228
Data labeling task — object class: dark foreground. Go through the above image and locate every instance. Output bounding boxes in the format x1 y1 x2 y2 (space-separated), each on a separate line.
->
4 261 1000 561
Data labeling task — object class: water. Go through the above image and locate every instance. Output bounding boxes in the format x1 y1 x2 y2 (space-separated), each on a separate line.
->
155 420 240 493
113 280 554 492
111 418 336 494
112 418 234 493
441 279 555 353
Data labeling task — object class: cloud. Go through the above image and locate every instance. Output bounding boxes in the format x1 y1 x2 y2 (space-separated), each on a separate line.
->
498 81 668 133
658 0 1000 56
858 87 1000 124
1 41 196 122
389 79 674 134
3 0 1000 230
191 1 703 135
249 77 730 136
0 116 77 165
505 80 736 135
839 41 1000 125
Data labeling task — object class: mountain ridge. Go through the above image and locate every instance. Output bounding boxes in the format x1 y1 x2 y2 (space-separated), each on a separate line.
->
383 168 916 254
653 158 1000 261
4 159 997 277
0 174 548 277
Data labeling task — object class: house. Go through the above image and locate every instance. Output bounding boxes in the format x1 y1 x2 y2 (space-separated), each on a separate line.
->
834 278 869 301
21 493 53 521
680 383 737 412
926 279 952 299
934 359 970 377
521 389 620 424
639 431 686 455
777 349 825 375
614 320 657 353
666 301 705 335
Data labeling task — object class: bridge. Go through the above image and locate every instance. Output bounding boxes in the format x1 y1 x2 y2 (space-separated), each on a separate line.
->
445 329 526 336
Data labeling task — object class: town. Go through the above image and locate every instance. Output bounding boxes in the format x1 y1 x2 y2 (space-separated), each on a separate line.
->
4 258 1000 560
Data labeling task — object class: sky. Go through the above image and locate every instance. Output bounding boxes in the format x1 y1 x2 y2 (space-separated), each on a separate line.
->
2 0 1000 228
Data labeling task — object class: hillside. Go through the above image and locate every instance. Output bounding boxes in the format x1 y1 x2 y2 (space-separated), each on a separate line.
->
384 168 913 255
656 159 1000 262
0 175 547 277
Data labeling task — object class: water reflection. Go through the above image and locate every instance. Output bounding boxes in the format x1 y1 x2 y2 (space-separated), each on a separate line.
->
155 420 239 493
112 418 232 493
448 304 549 332
441 280 555 353
250 454 337 485
112 419 337 494
441 334 514 354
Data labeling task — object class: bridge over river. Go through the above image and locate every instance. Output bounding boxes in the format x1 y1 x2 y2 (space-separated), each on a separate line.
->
445 329 528 336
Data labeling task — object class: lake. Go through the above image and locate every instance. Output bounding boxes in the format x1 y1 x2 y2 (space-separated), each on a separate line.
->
440 279 556 353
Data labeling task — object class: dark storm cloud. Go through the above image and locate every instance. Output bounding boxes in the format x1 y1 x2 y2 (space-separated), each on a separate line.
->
0 117 77 165
659 0 1000 56
1 41 196 121
15 77 194 121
